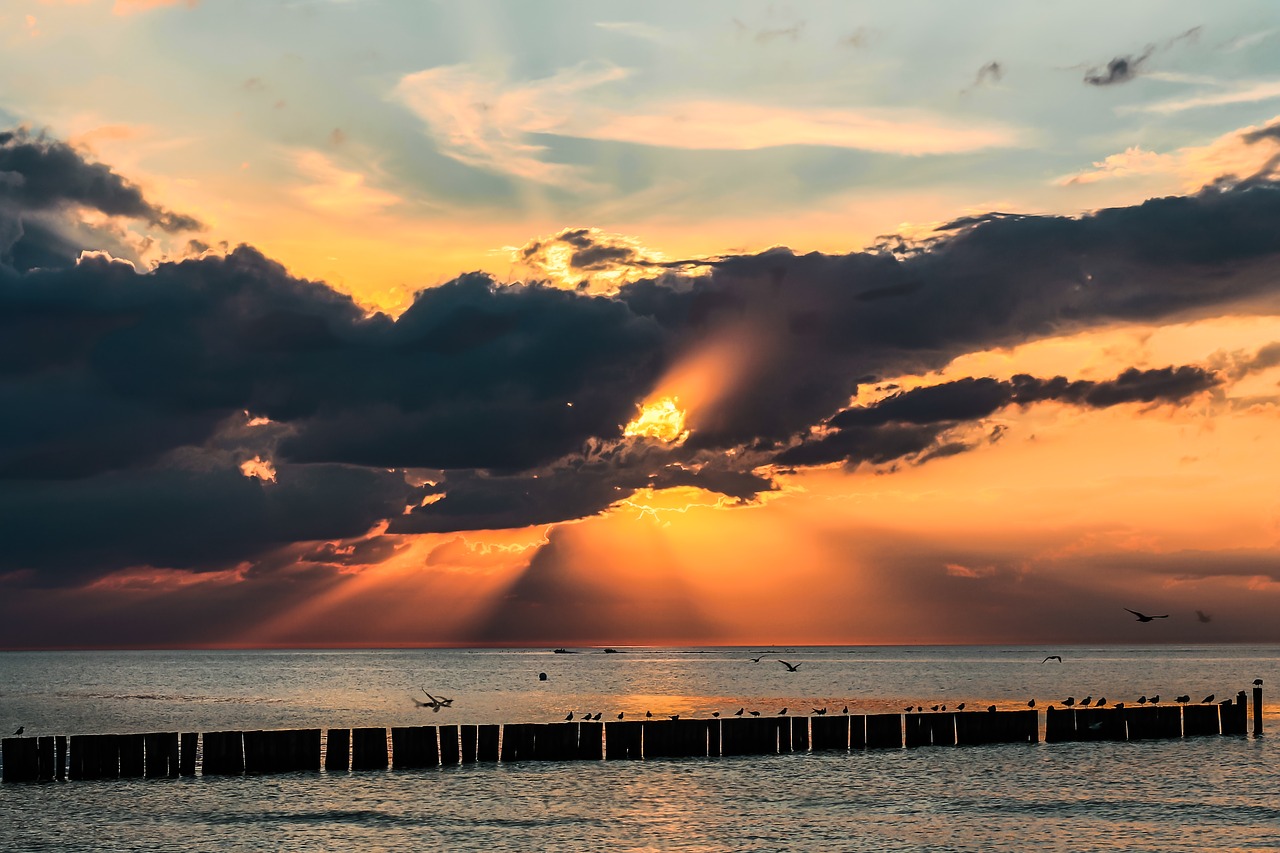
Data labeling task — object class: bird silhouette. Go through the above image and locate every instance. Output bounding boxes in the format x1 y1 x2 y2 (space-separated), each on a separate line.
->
931 705 939 712
749 710 761 717
987 705 997 712
1063 697 1076 708
842 706 849 715
957 703 965 711
1095 698 1106 707
1149 695 1160 704
646 710 653 718
712 712 720 718
733 707 744 717
813 708 827 715
778 708 788 716
1081 696 1092 706
749 656 765 663
1137 696 1148 705
1201 694 1215 704
565 712 574 721
1176 695 1190 704
1042 655 1062 663
592 713 602 721
1027 699 1035 708
777 659 802 672
617 712 625 719
1254 679 1263 686
904 706 913 712
941 705 947 712
669 715 679 721
1125 608 1169 622
12 726 23 736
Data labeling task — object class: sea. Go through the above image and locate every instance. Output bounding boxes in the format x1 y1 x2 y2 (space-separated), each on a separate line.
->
1 645 1277 852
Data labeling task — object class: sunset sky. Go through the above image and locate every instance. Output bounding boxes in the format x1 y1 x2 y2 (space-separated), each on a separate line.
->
3 0 1280 648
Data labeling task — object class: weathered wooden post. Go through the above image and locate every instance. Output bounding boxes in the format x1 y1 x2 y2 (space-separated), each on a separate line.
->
605 721 642 760
391 726 437 769
460 725 478 764
865 713 902 749
642 720 671 759
477 725 500 762
1182 704 1220 737
36 736 56 782
810 715 849 751
325 728 350 772
791 716 809 752
500 723 532 762
179 733 197 776
928 713 957 746
439 725 460 765
1222 694 1248 735
1253 683 1264 737
243 730 268 774
1044 707 1072 743
118 733 145 778
202 731 244 776
578 721 603 760
351 727 389 770
1 737 38 783
849 715 867 749
55 735 67 781
143 732 178 777
904 713 928 748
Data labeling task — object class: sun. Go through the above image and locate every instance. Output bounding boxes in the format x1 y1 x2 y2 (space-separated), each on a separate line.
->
623 397 689 444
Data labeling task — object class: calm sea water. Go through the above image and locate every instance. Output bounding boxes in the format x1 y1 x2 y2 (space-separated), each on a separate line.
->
2 646 1277 852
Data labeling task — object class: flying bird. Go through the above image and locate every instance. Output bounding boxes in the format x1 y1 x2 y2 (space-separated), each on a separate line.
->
749 656 765 663
778 660 802 672
1042 655 1062 663
1125 608 1169 622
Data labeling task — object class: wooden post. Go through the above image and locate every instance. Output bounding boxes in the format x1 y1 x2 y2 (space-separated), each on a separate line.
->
439 725 460 766
143 732 178 777
849 715 866 749
95 735 121 778
55 735 67 781
1182 704 1220 737
791 716 809 752
1124 706 1158 740
642 720 671 759
477 725 500 762
36 736 56 782
719 719 743 757
1043 707 1072 743
243 730 268 774
604 721 642 760
179 733 197 777
865 714 902 749
2 737 38 783
391 726 435 769
460 725 478 764
904 713 928 748
351 727 388 770
811 715 849 751
325 729 350 772
1222 693 1248 735
500 723 532 762
778 717 793 753
928 713 957 747
1253 684 1263 737
202 731 244 776
118 733 145 778
577 721 603 760
300 729 321 772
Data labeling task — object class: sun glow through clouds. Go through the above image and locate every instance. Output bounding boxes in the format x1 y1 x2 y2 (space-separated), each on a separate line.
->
623 397 689 443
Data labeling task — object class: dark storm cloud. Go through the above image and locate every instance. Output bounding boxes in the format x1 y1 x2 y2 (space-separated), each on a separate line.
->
0 128 202 232
1241 120 1280 145
6 127 1280 586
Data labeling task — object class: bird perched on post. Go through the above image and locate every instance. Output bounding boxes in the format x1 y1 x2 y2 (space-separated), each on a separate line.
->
565 712 574 721
733 708 744 717
1063 697 1076 708
1201 694 1214 704
12 726 22 736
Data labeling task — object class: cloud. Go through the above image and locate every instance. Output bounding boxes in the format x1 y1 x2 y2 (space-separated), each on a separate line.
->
961 61 1003 94
1056 146 1178 186
1127 79 1280 114
1083 26 1201 87
112 0 198 15
514 226 710 292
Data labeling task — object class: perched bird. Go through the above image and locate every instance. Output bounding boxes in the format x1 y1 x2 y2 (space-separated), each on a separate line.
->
1042 655 1062 663
813 708 827 715
669 715 679 721
646 710 653 719
1149 695 1160 705
842 706 849 715
957 703 966 711
1114 703 1125 710
712 712 720 718
733 708 744 717
12 726 23 736
1219 698 1232 706
1202 694 1215 704
1063 697 1076 708
916 706 924 712
1027 699 1036 708
1081 696 1092 706
1176 695 1190 705
538 672 548 681
940 706 947 712
1137 696 1148 705
1254 679 1263 686
904 706 913 712
749 710 761 717
617 712 625 719
1125 608 1169 622
565 712 574 721
987 705 997 712
592 713 602 721
1095 698 1106 707
931 705 940 712
778 708 788 716
777 659 802 672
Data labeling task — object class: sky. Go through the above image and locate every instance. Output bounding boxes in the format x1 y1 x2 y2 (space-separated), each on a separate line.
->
2 0 1280 648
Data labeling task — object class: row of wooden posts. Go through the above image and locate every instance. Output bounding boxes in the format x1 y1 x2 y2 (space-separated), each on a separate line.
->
2 686 1263 784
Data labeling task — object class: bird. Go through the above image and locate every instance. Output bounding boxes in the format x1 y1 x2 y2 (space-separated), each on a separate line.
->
1137 696 1148 705
733 708 744 717
842 706 849 715
1095 698 1106 707
565 712 574 721
617 712 624 719
712 712 720 718
1125 608 1169 622
1202 694 1215 704
1176 695 1190 705
931 705 940 712
1149 695 1160 704
904 706 913 712
749 656 765 663
813 708 827 715
538 672 548 681
940 706 947 712
1027 699 1036 708
646 710 653 719
1063 697 1076 708
1254 679 1263 686
669 715 679 721
749 710 761 717
987 705 997 712
592 713 602 721
778 660 802 672
957 703 966 711
1219 698 1232 706
12 726 23 736
778 708 788 716
1081 696 1092 706
1042 655 1062 663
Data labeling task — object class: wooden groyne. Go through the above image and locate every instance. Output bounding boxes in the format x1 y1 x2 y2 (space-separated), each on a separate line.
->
2 685 1263 784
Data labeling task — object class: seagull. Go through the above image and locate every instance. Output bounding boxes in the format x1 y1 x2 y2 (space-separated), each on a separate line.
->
565 712 574 721
1149 695 1160 705
778 660 802 672
1125 608 1169 622
1081 696 1092 706
617 712 624 719
12 726 23 736
1095 698 1106 707
813 708 827 715
957 703 966 711
904 706 913 712
778 708 788 716
931 705 940 712
1201 694 1215 704
1219 698 1232 706
592 713 602 721
1137 696 1148 705
1042 655 1062 663
749 656 765 663
842 706 849 714
749 710 761 717
733 708 744 717
1027 699 1035 708
646 711 653 719
712 712 720 718
1254 679 1263 686
1063 697 1076 708
987 705 997 712
1176 695 1190 704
